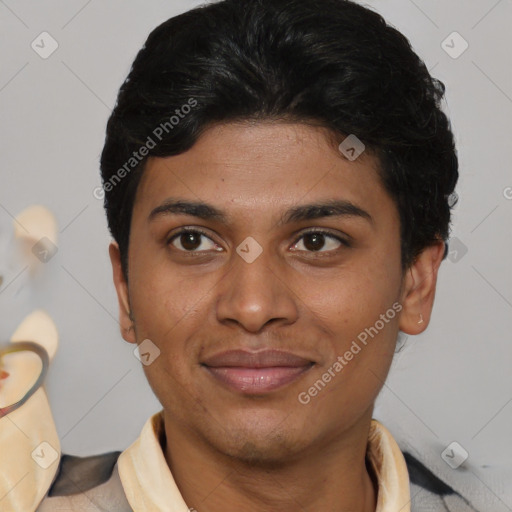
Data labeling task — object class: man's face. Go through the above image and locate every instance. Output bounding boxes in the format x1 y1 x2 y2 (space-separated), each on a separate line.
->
115 121 412 462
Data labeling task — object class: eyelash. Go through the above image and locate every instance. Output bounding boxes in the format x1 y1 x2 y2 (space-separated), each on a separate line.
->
166 227 351 255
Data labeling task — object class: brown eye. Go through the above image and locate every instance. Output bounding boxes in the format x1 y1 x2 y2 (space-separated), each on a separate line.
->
302 233 327 251
291 230 349 253
168 229 222 253
180 232 202 251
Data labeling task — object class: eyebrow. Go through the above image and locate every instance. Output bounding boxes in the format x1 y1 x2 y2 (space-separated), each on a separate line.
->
149 197 374 227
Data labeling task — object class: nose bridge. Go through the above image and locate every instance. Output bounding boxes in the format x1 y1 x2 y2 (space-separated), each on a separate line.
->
215 237 298 332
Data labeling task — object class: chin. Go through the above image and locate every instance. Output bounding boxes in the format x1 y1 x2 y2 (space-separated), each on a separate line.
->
204 412 308 468
223 433 301 468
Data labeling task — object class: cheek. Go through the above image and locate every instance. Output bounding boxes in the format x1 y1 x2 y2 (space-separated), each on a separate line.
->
305 261 401 387
134 291 203 413
130 255 200 332
129 268 210 374
301 305 397 427
313 264 399 329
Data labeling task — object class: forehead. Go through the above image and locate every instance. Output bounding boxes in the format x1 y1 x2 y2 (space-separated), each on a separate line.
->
133 121 396 228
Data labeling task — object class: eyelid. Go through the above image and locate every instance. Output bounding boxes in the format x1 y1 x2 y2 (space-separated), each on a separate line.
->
166 226 213 242
290 228 351 252
167 226 351 254
166 226 221 250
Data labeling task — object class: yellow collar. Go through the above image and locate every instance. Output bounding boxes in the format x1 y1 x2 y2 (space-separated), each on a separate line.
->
118 412 411 512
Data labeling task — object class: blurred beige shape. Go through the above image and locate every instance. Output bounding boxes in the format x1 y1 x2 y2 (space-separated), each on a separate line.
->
0 311 61 512
13 205 58 246
0 204 60 511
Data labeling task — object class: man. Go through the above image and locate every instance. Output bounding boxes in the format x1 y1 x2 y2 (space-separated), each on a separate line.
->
35 0 478 510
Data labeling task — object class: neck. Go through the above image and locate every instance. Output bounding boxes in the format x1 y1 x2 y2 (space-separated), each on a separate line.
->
162 409 378 512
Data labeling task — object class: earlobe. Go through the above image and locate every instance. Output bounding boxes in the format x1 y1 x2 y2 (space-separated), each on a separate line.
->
398 241 445 336
108 242 136 344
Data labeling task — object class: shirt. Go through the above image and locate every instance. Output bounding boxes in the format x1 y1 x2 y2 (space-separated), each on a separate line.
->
119 413 409 511
35 411 480 512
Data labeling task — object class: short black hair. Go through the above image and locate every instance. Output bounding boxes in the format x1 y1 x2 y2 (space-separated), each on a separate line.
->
100 0 458 279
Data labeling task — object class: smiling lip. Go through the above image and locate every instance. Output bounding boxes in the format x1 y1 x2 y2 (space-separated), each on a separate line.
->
201 349 314 394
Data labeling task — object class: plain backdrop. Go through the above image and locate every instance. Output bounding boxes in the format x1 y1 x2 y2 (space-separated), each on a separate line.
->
1 1 511 510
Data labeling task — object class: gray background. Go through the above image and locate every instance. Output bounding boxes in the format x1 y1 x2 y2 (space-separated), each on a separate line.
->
1 0 511 509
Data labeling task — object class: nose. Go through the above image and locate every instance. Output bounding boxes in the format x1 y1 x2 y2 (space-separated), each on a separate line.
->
215 242 299 333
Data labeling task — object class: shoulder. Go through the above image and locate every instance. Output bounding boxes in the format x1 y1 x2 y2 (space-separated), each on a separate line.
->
37 451 132 511
49 451 122 496
403 451 480 512
39 448 481 511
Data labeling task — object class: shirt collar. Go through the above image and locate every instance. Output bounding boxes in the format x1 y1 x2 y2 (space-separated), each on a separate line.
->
118 411 411 512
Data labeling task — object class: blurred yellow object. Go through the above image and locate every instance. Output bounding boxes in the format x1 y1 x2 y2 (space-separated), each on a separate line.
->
0 341 49 417
0 311 60 512
13 204 58 246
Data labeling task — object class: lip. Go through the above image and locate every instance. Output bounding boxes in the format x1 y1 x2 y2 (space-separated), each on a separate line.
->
202 349 314 394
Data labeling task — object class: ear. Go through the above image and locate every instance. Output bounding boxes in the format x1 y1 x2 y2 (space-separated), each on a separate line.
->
398 240 446 335
109 242 136 344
